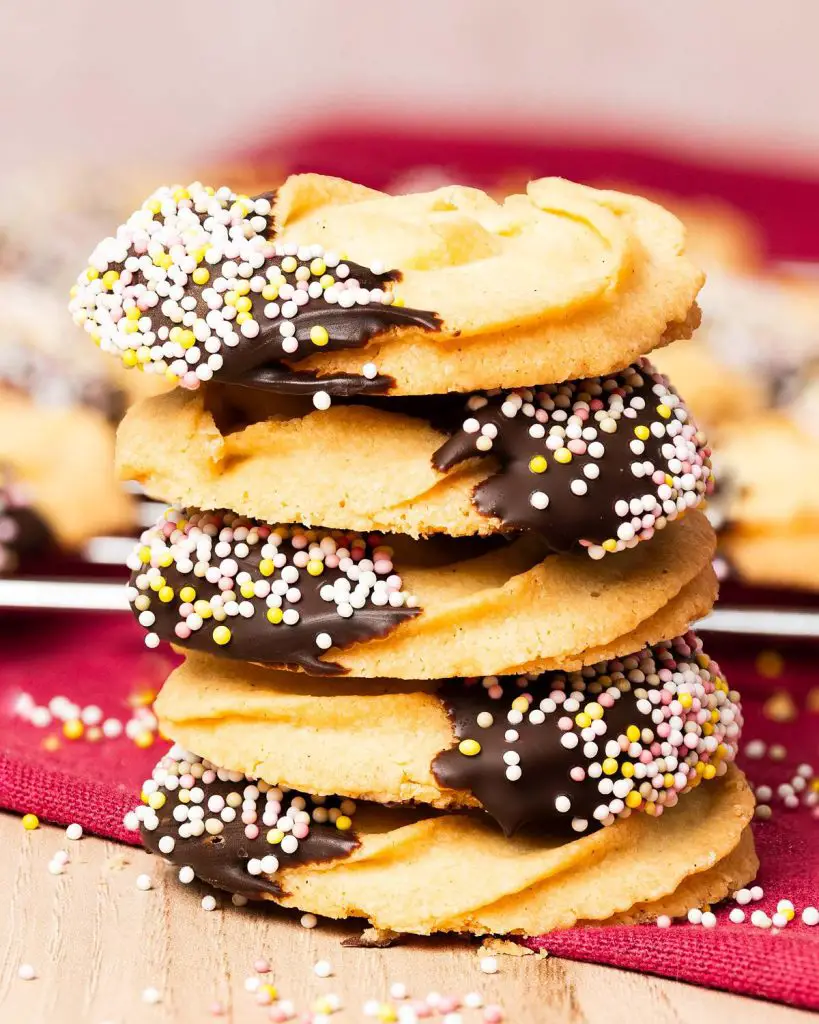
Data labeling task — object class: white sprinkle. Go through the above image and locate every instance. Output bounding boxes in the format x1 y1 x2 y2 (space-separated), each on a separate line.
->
729 908 745 924
687 908 703 925
734 888 752 905
476 712 494 729
18 964 36 981
201 895 217 912
300 913 318 929
390 982 408 1000
362 362 378 379
802 906 819 926
313 391 331 411
750 885 764 901
157 835 175 855
772 912 789 928
751 910 771 929
701 912 717 929
65 823 83 841
142 987 162 1004
136 874 153 891
315 632 333 650
479 956 498 975
656 915 672 928
179 866 195 885
314 959 333 978
530 491 549 510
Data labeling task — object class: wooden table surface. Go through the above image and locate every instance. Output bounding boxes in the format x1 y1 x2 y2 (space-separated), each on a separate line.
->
0 812 809 1024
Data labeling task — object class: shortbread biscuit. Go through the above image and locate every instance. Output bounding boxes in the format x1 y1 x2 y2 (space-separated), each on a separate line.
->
156 633 741 838
136 749 755 936
128 509 716 678
118 360 712 556
71 175 703 396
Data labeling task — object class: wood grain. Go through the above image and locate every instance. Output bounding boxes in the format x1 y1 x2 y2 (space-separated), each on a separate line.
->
0 812 809 1024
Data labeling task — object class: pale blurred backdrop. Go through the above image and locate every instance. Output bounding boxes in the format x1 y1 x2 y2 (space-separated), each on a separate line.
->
0 0 817 182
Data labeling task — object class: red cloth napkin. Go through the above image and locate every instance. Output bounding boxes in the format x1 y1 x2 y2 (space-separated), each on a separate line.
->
1 610 817 1009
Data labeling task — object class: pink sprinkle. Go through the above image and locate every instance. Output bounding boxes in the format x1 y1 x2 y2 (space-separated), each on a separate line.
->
567 439 586 455
639 750 653 764
268 1011 288 1023
438 996 460 1013
180 774 195 789
179 603 193 618
245 824 260 840
292 823 309 839
209 1001 225 1016
324 555 339 569
484 1006 505 1022
174 623 192 640
570 767 586 782
598 694 614 708
488 685 503 699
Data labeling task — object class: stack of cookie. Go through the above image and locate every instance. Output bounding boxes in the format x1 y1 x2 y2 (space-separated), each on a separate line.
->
70 174 757 935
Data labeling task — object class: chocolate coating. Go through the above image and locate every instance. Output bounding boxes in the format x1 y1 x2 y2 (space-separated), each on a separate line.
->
0 480 51 574
431 363 711 554
432 633 739 838
140 775 358 900
129 513 420 675
220 363 395 398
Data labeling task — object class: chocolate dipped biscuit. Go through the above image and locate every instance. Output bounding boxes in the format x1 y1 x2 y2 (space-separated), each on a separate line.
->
70 175 703 396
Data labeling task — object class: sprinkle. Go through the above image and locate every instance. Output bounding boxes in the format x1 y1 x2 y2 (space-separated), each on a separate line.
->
458 739 481 757
142 986 162 1004
479 956 498 975
729 909 745 924
314 960 333 978
656 915 672 928
802 907 819 926
135 874 153 891
65 823 83 841
22 814 39 831
300 913 318 929
201 895 217 912
18 964 36 981
313 391 332 411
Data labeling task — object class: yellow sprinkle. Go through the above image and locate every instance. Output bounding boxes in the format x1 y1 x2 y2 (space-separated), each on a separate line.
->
626 725 641 743
634 425 650 441
621 762 635 778
267 607 283 625
319 274 335 290
236 311 251 324
259 985 279 1002
310 325 330 347
377 1005 398 1023
145 198 162 215
656 404 671 419
240 582 256 599
156 552 173 568
149 576 166 592
695 762 706 776
179 586 196 603
575 712 592 729
458 739 481 757
177 790 191 804
125 306 142 321
756 649 784 679
262 284 279 301
193 600 212 619
702 763 717 780
224 291 238 307
644 801 657 816
625 791 642 809
335 815 353 831
703 722 714 736
310 258 326 276
281 256 298 273
554 448 572 464
602 757 618 776
267 829 283 845
85 266 99 281
22 814 40 830
172 187 190 202
259 559 275 577
782 908 795 921
511 696 529 714
154 252 172 270
212 625 232 646
235 281 250 296
148 792 166 810
137 347 152 364
679 692 693 709
528 455 548 474
663 773 675 789
179 329 196 349
121 350 138 368
306 560 324 577
392 296 405 307
192 267 210 285
158 586 175 604
235 296 252 314
137 546 151 564
101 270 120 290
602 538 618 552
123 320 140 334
134 732 155 749
63 719 84 740
586 702 603 720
